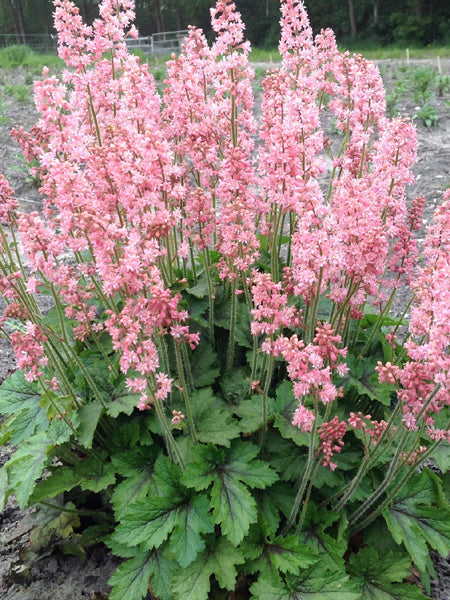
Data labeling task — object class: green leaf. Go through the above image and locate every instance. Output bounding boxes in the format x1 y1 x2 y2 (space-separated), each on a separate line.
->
250 570 361 600
190 342 221 387
220 367 250 404
0 468 10 512
349 547 430 599
383 470 450 573
75 454 116 493
188 296 210 327
267 434 307 481
147 547 174 600
235 302 253 349
112 467 213 568
111 494 183 550
152 454 186 497
29 466 82 504
111 465 154 519
182 444 227 491
261 481 297 522
274 381 310 447
77 401 104 448
211 441 278 545
234 395 276 434
226 441 279 489
0 371 47 444
211 474 257 545
42 306 75 345
344 355 394 406
0 405 48 446
0 370 40 414
172 537 245 600
191 388 241 447
431 442 450 474
5 432 54 508
107 388 139 418
168 494 214 567
182 441 277 546
186 277 210 298
47 415 75 445
303 505 348 572
108 551 155 600
264 535 318 575
214 298 252 348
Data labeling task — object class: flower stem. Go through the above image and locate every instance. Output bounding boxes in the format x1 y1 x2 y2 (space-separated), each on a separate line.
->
282 400 318 534
259 351 274 448
227 278 238 372
174 340 197 443
153 395 185 469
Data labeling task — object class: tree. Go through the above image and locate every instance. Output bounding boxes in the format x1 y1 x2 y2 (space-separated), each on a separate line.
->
2 0 26 41
347 0 357 37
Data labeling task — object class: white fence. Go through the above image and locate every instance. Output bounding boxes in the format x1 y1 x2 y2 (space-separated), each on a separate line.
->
126 30 188 55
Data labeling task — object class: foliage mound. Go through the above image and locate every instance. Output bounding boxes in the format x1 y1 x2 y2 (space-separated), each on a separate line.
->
0 1 449 599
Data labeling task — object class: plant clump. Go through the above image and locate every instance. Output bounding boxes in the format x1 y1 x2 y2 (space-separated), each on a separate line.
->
0 1 449 599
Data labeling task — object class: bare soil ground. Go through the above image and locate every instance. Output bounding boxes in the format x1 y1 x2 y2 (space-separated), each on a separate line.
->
0 58 449 600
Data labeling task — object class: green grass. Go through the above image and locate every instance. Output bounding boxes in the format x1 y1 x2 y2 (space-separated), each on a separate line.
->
350 46 450 60
0 96 10 125
0 45 63 70
3 83 30 102
249 47 281 63
249 44 450 62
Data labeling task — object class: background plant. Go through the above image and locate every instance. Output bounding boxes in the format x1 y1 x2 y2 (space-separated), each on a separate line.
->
384 64 449 126
0 1 449 600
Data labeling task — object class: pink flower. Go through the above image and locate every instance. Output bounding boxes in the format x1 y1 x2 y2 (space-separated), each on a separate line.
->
0 174 18 222
292 403 315 432
318 416 347 469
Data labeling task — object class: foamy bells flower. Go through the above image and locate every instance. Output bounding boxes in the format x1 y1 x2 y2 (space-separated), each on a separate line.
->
171 410 185 425
250 270 302 336
10 322 48 382
389 188 450 434
292 404 315 433
271 329 344 407
0 174 18 222
318 416 347 470
137 394 152 411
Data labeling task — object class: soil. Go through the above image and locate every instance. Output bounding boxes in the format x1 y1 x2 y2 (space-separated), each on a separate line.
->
0 58 450 600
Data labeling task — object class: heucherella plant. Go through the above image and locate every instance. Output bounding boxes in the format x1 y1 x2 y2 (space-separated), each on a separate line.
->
0 0 449 598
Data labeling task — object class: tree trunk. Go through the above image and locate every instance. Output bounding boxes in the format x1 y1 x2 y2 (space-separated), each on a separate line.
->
348 0 357 37
152 0 164 33
413 0 423 20
373 0 380 24
174 0 183 31
6 0 26 43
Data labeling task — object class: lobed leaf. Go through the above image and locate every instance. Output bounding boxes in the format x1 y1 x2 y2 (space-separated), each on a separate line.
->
250 570 361 600
109 551 159 600
349 547 430 599
172 537 245 600
383 470 450 573
190 388 241 447
4 432 55 508
77 401 104 448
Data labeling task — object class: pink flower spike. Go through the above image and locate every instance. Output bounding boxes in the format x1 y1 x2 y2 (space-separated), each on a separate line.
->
292 403 315 432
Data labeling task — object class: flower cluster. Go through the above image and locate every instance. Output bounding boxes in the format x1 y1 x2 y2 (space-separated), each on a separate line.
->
0 0 448 473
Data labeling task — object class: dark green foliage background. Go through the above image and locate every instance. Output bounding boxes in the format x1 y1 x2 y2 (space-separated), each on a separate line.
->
1 0 450 48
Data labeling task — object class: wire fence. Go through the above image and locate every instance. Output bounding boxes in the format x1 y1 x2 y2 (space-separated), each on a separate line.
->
0 30 189 56
0 34 57 53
